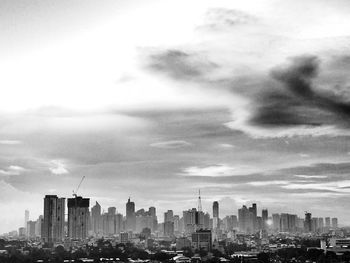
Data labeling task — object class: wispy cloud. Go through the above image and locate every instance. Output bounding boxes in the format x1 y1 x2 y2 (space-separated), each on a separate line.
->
181 164 253 177
0 165 26 176
150 140 192 149
0 140 22 145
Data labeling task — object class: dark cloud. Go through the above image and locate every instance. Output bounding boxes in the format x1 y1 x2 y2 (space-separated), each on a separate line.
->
251 55 350 128
147 49 217 80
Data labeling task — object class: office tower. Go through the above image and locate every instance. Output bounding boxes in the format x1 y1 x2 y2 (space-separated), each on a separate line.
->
174 215 180 232
192 229 212 252
35 215 43 237
24 210 29 229
272 214 280 232
238 205 252 233
262 209 268 229
183 208 198 233
116 213 123 233
203 213 210 229
126 198 136 231
318 218 324 232
249 203 257 232
42 195 65 243
164 210 174 223
304 212 312 232
332 218 338 228
325 217 331 228
213 201 219 230
164 221 174 237
27 221 36 238
91 202 102 237
67 196 90 240
164 210 174 237
280 213 289 232
311 218 318 232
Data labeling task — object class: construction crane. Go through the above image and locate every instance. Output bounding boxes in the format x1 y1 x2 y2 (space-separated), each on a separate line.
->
72 176 85 198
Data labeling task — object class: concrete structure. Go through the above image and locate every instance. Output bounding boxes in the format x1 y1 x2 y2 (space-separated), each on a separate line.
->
42 195 65 243
67 196 90 240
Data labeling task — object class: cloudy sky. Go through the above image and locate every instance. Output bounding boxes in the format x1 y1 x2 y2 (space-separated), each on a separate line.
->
1 0 350 233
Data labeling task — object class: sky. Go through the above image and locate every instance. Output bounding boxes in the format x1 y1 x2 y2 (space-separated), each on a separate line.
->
1 0 350 233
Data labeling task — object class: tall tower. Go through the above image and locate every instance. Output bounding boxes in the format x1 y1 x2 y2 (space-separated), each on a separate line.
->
68 196 90 240
91 201 102 237
197 190 202 212
126 198 136 231
42 195 65 243
213 201 219 229
304 212 312 232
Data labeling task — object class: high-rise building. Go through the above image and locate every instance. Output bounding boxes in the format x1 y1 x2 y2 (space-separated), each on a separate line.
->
192 229 212 252
42 195 65 243
126 198 136 231
27 221 36 238
262 209 268 230
24 210 29 229
67 196 90 240
325 217 331 228
91 201 102 237
304 212 312 232
213 201 219 230
164 210 174 223
332 218 338 228
272 213 280 232
149 207 156 217
249 203 257 232
35 215 43 237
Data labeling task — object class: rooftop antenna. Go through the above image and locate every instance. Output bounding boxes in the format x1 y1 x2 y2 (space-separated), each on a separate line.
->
198 189 202 212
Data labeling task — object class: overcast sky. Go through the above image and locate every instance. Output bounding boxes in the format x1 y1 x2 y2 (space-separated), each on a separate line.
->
1 0 350 233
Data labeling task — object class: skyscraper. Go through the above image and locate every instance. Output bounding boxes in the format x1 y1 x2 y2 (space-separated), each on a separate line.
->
332 218 338 228
42 195 65 243
24 210 29 228
126 198 136 231
68 196 90 240
304 212 312 232
91 201 102 237
213 201 219 230
262 209 268 229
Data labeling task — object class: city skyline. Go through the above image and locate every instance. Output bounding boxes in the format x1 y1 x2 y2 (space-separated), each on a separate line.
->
1 0 350 234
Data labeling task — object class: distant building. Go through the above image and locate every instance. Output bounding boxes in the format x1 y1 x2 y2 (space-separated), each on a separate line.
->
24 210 29 230
26 221 36 238
213 201 219 230
120 232 129 243
126 198 136 231
304 212 312 232
67 196 90 240
272 214 280 232
332 218 338 228
42 195 65 243
91 201 102 237
262 209 268 230
192 229 212 251
176 237 191 250
18 227 26 237
325 217 331 228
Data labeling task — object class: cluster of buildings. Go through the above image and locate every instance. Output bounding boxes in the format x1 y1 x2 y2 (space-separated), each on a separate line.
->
9 194 340 253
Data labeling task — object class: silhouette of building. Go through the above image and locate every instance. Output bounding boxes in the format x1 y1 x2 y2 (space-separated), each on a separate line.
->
304 212 312 232
262 209 268 230
192 229 212 251
332 218 338 228
126 198 136 231
42 195 65 243
213 201 219 230
67 196 90 240
91 201 102 237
